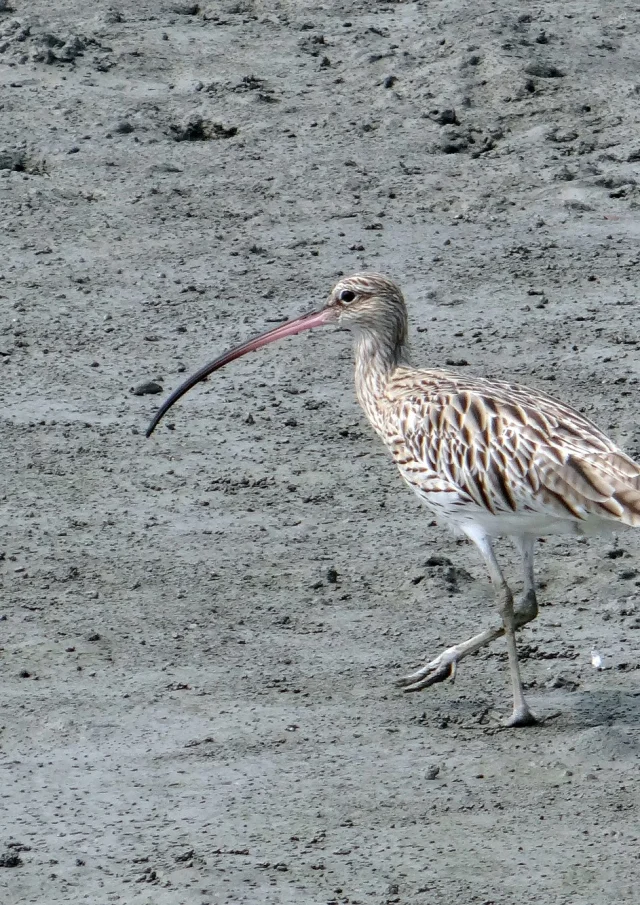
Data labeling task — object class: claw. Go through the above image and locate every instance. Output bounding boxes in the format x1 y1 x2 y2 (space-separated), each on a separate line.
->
396 643 462 693
396 658 457 693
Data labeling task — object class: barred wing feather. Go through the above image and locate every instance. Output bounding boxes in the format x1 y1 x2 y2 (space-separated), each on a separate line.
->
383 369 640 527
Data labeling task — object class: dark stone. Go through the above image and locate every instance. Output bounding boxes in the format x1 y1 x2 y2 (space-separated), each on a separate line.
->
524 61 565 78
132 381 163 396
432 108 459 126
170 118 237 141
440 130 469 154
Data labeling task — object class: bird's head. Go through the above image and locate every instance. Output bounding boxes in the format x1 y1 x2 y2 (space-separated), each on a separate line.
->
326 273 407 336
146 272 408 437
326 273 404 314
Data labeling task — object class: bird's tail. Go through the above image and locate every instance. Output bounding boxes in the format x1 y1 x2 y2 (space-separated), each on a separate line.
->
541 451 640 527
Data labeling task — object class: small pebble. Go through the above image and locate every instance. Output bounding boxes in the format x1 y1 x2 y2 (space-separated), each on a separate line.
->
132 381 163 396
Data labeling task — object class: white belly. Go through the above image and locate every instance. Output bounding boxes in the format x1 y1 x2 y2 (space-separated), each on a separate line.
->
410 485 615 539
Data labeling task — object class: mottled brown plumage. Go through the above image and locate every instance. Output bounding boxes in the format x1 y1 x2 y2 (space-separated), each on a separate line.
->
148 272 640 726
368 366 640 531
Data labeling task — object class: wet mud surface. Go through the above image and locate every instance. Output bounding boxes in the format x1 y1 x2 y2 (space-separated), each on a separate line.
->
2 2 640 903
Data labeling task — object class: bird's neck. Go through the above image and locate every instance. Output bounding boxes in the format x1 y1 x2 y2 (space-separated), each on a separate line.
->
353 327 411 430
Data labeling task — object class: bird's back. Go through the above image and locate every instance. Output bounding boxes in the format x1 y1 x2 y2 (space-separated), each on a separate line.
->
366 366 640 534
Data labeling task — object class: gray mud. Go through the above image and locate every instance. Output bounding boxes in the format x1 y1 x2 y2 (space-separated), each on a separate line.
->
2 2 640 903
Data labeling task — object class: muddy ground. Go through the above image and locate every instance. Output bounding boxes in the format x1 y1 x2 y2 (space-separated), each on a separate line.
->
2 1 640 903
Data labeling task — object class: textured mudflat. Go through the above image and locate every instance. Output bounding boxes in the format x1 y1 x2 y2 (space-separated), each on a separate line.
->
2 2 640 903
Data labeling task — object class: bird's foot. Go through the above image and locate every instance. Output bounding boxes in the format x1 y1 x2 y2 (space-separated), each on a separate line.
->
396 646 460 693
504 703 538 728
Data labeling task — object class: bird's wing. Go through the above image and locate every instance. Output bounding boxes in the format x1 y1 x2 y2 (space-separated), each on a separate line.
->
537 448 640 525
383 369 640 525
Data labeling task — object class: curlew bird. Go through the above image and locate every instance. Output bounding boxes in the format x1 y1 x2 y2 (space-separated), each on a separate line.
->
147 273 640 726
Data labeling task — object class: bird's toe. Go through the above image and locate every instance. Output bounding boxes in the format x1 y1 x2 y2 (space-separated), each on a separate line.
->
396 654 457 692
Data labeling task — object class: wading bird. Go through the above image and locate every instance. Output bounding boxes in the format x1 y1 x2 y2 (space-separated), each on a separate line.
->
147 273 640 726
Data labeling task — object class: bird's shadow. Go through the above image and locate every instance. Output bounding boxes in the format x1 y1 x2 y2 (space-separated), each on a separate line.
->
431 684 640 738
537 684 640 733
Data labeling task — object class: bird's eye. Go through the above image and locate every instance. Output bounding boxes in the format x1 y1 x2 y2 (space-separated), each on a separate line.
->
339 289 356 303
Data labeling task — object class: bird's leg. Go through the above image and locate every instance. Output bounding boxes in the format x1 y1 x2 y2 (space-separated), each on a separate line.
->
397 622 506 691
397 588 539 693
512 534 538 626
472 531 537 727
397 535 540 719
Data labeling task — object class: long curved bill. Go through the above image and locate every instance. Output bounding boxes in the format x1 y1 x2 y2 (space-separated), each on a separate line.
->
146 306 335 438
